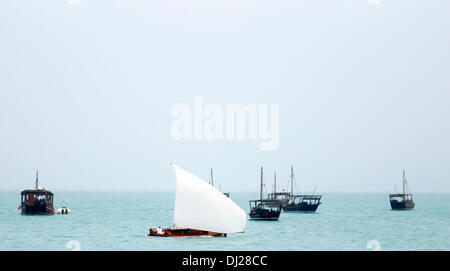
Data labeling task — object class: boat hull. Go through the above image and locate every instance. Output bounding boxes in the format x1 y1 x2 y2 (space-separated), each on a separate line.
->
148 228 226 237
390 200 415 210
248 217 280 220
249 208 281 220
283 203 320 212
20 203 54 215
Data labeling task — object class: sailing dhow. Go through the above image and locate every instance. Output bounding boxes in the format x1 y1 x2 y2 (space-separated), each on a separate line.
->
148 164 246 237
389 169 415 210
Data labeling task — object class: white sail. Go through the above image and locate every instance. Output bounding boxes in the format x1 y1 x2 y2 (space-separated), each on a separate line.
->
172 164 246 233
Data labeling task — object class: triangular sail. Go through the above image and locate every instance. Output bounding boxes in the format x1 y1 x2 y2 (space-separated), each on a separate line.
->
172 164 246 233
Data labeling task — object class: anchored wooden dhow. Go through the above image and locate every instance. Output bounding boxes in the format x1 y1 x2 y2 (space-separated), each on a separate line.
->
248 167 282 220
20 171 55 215
148 164 246 237
283 166 322 212
389 170 415 210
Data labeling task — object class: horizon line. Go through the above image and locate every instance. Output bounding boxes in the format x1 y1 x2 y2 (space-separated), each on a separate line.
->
1 189 450 194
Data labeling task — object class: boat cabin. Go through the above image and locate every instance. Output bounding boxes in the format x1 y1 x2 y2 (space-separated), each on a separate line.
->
389 193 413 201
20 189 54 215
267 192 291 207
283 195 322 212
267 192 291 202
290 195 321 205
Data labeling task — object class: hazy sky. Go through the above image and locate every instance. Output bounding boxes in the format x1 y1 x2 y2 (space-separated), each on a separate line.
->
1 0 449 193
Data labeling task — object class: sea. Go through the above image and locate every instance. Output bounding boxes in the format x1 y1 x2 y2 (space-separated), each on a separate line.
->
0 192 449 251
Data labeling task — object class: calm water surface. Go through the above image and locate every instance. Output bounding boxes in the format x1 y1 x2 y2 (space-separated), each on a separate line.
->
0 192 449 250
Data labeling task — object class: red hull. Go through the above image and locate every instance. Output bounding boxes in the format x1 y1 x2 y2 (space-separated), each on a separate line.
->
148 228 226 237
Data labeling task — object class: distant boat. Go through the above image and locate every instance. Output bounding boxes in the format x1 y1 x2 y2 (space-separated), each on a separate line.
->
248 167 282 220
283 166 322 212
210 168 230 198
389 170 415 210
148 164 246 237
57 207 71 214
20 170 55 215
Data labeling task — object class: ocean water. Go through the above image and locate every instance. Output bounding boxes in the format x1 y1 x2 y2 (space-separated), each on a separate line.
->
0 192 449 251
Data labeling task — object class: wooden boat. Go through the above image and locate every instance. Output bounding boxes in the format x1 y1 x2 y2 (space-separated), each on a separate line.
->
149 228 226 237
249 200 282 220
20 171 55 215
284 195 321 212
148 164 246 237
282 166 322 212
389 170 415 210
248 167 282 220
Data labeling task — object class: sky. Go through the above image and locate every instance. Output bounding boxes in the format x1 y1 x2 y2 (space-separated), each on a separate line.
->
0 0 449 193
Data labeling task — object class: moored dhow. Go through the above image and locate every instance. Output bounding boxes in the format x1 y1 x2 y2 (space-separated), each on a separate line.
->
20 170 55 215
389 170 415 210
283 195 321 212
248 167 282 220
282 166 322 212
148 164 246 237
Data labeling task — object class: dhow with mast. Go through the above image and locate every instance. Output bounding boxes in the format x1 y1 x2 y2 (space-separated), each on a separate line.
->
148 164 246 237
20 170 55 215
389 170 415 210
248 167 282 220
283 166 322 212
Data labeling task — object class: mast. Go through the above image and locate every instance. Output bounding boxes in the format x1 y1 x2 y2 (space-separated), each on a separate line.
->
35 170 39 190
260 167 263 201
402 169 406 194
210 168 214 187
274 172 277 194
290 166 294 196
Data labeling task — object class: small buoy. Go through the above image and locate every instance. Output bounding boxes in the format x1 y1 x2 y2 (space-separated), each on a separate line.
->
52 210 56 214
17 206 21 210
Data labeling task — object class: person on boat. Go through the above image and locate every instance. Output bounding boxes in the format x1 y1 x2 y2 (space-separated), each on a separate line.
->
156 226 164 235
